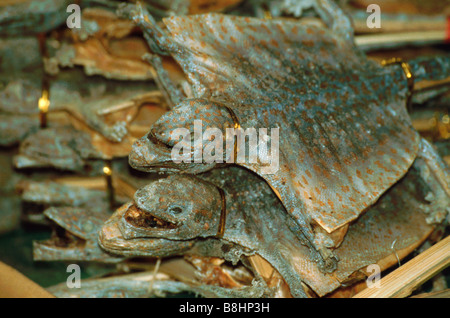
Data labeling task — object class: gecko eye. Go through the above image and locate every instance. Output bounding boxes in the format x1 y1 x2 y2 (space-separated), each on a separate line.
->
169 206 183 214
147 130 173 149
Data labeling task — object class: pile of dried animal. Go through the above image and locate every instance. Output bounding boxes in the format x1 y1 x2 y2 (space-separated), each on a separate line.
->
0 0 448 299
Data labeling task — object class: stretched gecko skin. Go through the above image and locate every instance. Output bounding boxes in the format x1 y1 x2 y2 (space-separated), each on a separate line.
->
122 1 450 267
98 140 448 297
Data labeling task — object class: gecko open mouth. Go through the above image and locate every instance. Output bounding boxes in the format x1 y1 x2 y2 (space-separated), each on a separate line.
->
124 204 177 230
41 226 85 249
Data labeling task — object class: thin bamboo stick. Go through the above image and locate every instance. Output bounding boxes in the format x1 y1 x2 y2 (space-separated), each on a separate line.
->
248 254 275 281
0 261 55 298
352 14 447 34
355 30 447 50
353 235 450 298
53 175 137 199
96 91 164 115
411 289 450 298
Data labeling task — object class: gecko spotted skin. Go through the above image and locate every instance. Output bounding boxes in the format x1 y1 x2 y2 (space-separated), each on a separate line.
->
121 0 450 266
98 138 448 297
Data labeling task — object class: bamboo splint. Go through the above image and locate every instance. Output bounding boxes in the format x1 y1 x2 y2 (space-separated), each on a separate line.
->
248 255 275 282
355 30 447 50
353 235 450 298
411 289 450 298
0 261 54 298
53 174 137 199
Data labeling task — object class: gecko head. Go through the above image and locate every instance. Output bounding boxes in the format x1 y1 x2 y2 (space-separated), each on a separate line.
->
98 202 196 257
118 175 223 240
129 98 236 174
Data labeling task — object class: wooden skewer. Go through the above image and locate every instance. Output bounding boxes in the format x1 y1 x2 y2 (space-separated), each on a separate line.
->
353 235 450 298
248 254 275 282
96 91 164 115
413 77 450 93
52 174 138 199
410 289 450 298
352 14 447 35
0 261 54 298
53 176 102 187
355 30 447 50
111 177 135 199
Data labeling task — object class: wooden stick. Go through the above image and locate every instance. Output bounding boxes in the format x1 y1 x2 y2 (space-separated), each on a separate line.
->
49 175 138 203
414 77 450 93
112 176 138 199
0 262 54 298
247 254 275 281
53 176 106 189
353 235 450 298
355 30 447 50
411 289 450 298
96 91 164 115
352 15 447 34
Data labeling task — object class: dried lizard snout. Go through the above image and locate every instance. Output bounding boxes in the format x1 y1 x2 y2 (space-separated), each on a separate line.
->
98 202 195 257
128 136 179 172
129 98 235 173
118 176 224 240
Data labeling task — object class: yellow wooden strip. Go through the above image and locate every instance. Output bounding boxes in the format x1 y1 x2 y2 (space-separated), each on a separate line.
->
411 289 450 298
248 254 274 281
355 31 446 48
354 235 450 298
0 261 55 298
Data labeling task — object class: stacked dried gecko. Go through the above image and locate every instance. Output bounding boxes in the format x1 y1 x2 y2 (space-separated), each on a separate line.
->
1 0 448 298
93 0 450 297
